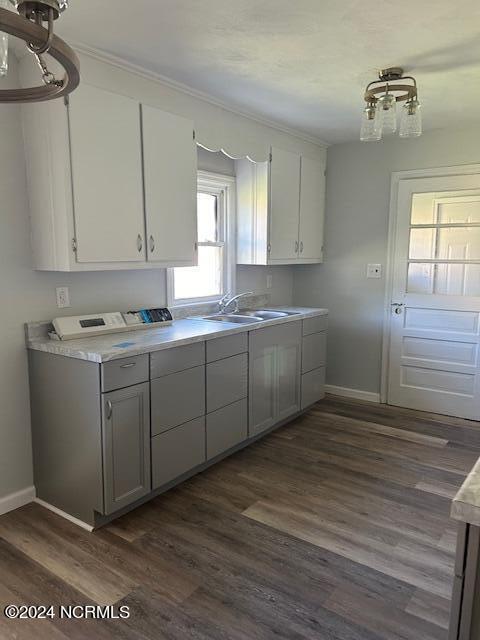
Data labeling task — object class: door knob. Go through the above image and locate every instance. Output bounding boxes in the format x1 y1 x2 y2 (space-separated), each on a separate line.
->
391 303 405 315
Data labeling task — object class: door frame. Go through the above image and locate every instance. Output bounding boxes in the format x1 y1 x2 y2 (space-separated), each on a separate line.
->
380 162 480 404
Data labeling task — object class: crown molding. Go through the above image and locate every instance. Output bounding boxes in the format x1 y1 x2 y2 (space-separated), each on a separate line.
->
72 42 329 149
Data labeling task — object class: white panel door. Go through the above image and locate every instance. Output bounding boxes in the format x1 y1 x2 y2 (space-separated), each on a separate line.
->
142 105 197 265
269 147 301 261
68 84 145 264
387 174 480 419
299 156 325 260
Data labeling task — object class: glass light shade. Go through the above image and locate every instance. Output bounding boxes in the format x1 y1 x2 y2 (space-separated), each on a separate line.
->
360 104 382 141
399 99 422 138
0 0 9 77
377 93 397 134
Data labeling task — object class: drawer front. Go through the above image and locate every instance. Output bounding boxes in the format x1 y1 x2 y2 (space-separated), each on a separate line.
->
101 354 149 392
150 342 205 379
206 353 248 413
206 333 248 363
151 416 206 489
151 366 205 436
302 332 327 373
301 367 325 409
207 399 248 460
303 315 328 336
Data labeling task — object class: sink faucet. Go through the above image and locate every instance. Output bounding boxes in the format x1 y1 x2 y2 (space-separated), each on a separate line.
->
218 291 254 314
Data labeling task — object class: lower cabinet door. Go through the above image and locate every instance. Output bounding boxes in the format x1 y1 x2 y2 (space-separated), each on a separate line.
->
152 416 206 489
207 399 248 460
102 383 151 515
301 367 326 409
249 344 277 436
277 338 302 422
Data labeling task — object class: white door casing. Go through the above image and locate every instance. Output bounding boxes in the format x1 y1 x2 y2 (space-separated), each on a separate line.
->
384 171 480 420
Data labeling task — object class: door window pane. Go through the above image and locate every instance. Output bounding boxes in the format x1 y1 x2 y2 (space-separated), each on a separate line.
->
437 227 480 260
411 193 436 225
174 246 223 300
197 193 218 243
409 228 436 259
408 263 480 296
438 200 480 224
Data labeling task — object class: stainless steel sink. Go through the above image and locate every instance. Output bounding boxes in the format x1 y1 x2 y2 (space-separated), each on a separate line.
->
201 314 263 324
241 309 290 319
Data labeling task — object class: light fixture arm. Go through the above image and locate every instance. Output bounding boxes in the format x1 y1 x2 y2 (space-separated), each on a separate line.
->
0 3 79 103
364 69 417 105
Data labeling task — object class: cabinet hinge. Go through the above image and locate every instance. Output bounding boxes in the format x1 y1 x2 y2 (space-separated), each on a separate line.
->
269 152 273 163
193 130 196 140
72 238 77 253
267 243 271 253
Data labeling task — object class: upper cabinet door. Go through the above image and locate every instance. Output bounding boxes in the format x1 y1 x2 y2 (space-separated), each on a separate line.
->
142 105 197 265
68 84 145 264
299 156 326 261
269 147 301 261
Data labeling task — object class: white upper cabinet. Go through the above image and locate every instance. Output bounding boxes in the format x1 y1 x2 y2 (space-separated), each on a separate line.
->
142 105 197 266
20 58 198 272
236 147 325 265
69 85 145 265
299 156 326 261
269 148 301 261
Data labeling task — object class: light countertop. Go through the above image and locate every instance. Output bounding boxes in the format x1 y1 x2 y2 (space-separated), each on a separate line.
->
27 307 328 363
452 456 480 526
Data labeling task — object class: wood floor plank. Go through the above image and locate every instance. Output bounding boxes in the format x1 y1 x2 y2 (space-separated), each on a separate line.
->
0 395 476 639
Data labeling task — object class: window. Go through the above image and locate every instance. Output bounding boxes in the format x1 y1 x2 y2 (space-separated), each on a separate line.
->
167 171 235 306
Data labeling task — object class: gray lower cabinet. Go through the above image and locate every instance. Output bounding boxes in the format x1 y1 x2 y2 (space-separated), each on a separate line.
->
206 353 248 413
249 321 302 436
207 399 248 459
152 416 206 489
151 365 205 435
102 382 151 515
301 366 326 409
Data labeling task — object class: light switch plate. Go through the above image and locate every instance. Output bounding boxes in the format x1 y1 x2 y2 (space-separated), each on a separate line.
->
367 264 382 279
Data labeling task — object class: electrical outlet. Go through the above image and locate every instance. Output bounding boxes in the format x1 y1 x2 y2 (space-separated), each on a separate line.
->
367 264 382 279
56 286 71 308
266 274 273 289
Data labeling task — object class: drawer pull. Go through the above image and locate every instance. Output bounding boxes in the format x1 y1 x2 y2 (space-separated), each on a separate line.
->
120 363 136 369
106 400 113 420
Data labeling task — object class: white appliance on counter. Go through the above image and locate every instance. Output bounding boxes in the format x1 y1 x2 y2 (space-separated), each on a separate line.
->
52 308 173 340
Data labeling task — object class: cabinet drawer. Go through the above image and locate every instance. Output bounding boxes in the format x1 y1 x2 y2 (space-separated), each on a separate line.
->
303 315 328 336
207 399 248 460
301 367 325 409
151 416 206 489
151 366 205 435
101 354 149 392
207 353 248 413
302 332 327 373
206 333 248 363
150 342 205 379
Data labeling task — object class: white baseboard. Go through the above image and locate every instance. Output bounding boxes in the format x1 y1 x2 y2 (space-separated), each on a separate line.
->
34 498 94 532
325 384 381 404
0 486 36 516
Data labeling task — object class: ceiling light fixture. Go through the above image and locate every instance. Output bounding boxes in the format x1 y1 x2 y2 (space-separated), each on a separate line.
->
360 67 422 142
0 0 79 103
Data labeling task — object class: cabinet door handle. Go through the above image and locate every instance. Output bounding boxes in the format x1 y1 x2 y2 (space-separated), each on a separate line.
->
137 234 143 253
300 241 304 253
106 400 113 420
120 362 136 369
149 235 155 253
295 240 299 253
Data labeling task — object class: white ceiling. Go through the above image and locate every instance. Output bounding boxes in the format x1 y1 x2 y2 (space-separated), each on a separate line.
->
57 0 480 144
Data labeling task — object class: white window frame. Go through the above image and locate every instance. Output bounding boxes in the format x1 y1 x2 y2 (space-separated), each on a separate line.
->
167 170 236 308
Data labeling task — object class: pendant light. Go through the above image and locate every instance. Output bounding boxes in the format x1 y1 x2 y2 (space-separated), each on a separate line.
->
0 0 79 103
360 68 422 141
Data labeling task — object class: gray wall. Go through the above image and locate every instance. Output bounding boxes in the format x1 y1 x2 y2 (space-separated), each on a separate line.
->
0 76 293 501
293 126 480 395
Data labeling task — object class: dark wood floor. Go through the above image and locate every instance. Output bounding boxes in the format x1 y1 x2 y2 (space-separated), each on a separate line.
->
2 396 480 640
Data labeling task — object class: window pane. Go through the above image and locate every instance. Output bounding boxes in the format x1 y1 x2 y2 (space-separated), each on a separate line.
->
438 200 480 224
174 246 223 300
409 228 435 259
197 192 218 243
407 263 480 296
411 193 436 225
409 227 480 260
